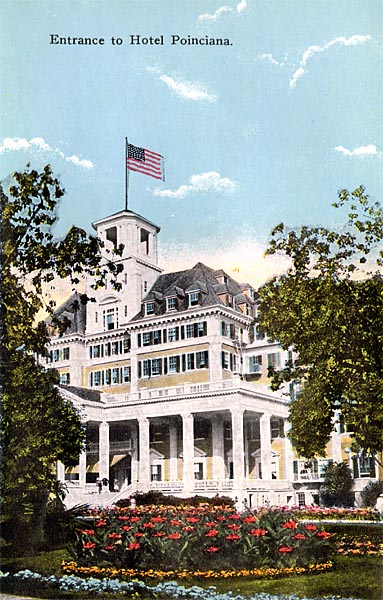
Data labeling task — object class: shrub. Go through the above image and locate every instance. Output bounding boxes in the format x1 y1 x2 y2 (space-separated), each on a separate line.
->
320 462 354 507
115 491 234 509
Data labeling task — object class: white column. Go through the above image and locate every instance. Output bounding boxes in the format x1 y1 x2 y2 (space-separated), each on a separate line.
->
231 408 245 488
79 449 87 489
138 417 150 492
182 413 194 495
169 420 178 481
283 419 294 481
212 415 225 480
260 413 272 481
131 422 139 486
99 421 110 481
57 461 65 483
331 430 342 463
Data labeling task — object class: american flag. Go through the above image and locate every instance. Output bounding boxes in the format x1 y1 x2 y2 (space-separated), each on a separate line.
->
127 143 164 181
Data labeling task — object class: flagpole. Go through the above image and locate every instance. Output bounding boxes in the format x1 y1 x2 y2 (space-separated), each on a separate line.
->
125 137 129 210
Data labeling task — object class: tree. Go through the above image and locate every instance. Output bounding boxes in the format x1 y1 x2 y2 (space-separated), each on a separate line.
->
258 186 383 461
0 165 122 554
320 462 354 507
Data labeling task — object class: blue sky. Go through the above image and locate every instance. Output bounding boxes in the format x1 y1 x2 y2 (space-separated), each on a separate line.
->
1 0 382 287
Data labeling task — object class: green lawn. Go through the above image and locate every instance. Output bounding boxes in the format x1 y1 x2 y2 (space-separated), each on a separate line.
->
1 549 382 599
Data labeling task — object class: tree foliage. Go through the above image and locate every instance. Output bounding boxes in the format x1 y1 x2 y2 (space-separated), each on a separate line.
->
258 186 383 460
320 462 354 507
0 165 122 553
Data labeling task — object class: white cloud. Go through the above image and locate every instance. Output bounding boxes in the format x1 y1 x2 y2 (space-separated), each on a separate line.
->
159 74 217 102
198 0 247 22
260 53 285 67
66 155 94 169
335 144 380 157
153 172 236 199
289 34 371 89
0 136 94 169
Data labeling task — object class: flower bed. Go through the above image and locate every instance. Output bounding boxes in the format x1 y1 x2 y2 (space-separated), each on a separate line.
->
71 505 334 572
0 569 359 600
289 506 381 522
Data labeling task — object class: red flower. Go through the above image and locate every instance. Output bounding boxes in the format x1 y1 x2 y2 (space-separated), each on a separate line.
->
128 542 140 550
152 532 165 537
206 546 220 552
316 531 333 539
229 514 241 519
108 533 121 539
104 544 115 551
204 521 217 527
205 529 219 537
250 528 267 537
121 525 132 532
282 520 297 529
304 524 317 531
95 520 106 527
227 524 240 530
183 526 194 532
151 516 167 523
170 519 182 526
278 546 293 553
134 532 144 537
118 516 131 521
80 529 95 535
216 515 226 521
186 517 200 523
243 516 257 523
130 516 141 522
168 533 181 540
82 541 96 549
143 522 155 528
293 533 306 540
225 534 240 540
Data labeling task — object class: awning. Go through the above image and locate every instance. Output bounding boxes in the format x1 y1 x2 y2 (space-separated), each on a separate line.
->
110 454 127 467
65 465 79 474
86 461 99 473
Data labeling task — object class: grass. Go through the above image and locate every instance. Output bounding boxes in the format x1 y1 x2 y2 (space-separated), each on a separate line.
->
1 549 382 599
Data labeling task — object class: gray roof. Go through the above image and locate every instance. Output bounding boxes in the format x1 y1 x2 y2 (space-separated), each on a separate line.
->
132 262 255 320
60 384 102 403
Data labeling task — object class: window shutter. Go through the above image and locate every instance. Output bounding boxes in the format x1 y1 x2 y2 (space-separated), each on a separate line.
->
175 327 179 341
205 351 209 368
137 334 141 347
230 324 235 339
220 321 225 336
230 353 234 371
138 362 142 378
176 356 181 373
181 354 186 372
221 351 224 367
162 329 167 343
180 326 185 339
163 357 168 374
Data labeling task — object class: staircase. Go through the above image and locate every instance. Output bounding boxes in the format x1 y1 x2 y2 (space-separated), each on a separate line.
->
64 483 136 509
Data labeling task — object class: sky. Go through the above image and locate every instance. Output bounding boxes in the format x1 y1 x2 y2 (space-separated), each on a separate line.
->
1 0 382 288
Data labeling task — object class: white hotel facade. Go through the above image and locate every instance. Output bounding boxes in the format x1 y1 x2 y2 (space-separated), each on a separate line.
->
47 208 379 507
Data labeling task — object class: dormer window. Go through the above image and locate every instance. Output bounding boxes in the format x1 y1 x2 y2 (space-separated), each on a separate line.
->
166 297 177 311
188 291 200 307
145 301 155 316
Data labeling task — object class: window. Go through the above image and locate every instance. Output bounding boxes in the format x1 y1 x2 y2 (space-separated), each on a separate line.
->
247 420 260 442
123 366 131 382
297 492 305 507
270 417 284 439
60 373 70 385
142 360 151 377
140 228 150 254
103 307 118 331
151 358 161 376
142 332 151 346
224 422 232 440
153 330 161 345
353 455 376 478
62 347 70 361
267 352 281 368
145 302 154 316
53 349 60 362
188 292 199 307
93 372 101 387
166 297 176 311
248 355 262 373
144 281 148 293
168 356 178 373
186 353 195 370
194 463 204 480
112 368 120 384
197 351 208 368
151 464 162 482
186 323 194 338
106 226 117 248
168 327 178 342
